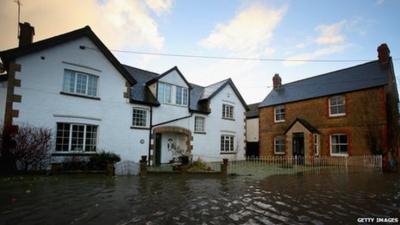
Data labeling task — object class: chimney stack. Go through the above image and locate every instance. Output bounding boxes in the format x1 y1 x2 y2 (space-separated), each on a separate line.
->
272 73 282 89
377 43 390 65
18 22 35 47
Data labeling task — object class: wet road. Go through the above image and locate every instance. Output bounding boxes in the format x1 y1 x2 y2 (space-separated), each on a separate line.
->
0 171 399 225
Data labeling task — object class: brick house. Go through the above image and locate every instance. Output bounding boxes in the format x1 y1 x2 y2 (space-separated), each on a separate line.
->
258 44 399 163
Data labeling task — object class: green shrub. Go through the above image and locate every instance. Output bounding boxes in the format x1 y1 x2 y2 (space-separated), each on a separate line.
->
88 151 121 170
187 158 211 172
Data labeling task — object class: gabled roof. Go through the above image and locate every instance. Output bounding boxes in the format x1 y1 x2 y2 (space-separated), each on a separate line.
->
146 66 192 89
260 60 389 108
0 26 136 85
246 102 260 118
200 79 229 100
284 118 319 134
123 65 159 106
124 65 248 112
199 78 248 110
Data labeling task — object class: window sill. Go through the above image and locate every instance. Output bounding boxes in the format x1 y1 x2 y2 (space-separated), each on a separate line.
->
60 91 101 101
274 120 285 123
222 117 235 121
52 152 97 156
194 131 206 134
220 152 237 155
330 153 348 157
329 113 346 118
274 152 285 155
130 126 150 130
160 102 189 108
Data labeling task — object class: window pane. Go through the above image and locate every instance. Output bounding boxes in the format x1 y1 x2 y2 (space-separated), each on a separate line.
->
330 96 345 115
195 117 205 132
56 123 70 151
132 109 147 127
63 70 75 92
176 86 182 105
76 74 87 94
87 75 98 96
275 105 285 121
71 124 85 151
165 84 171 103
85 125 97 152
183 88 188 105
158 83 165 103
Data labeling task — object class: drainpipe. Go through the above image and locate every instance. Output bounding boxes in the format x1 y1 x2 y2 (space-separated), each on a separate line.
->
147 106 153 166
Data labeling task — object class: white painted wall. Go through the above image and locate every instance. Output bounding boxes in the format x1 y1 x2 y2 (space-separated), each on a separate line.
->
0 81 7 125
150 70 246 162
246 118 259 142
7 37 247 165
152 70 191 125
192 85 246 161
12 37 148 162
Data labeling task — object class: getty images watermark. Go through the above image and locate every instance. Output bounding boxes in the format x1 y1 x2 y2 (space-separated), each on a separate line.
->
358 217 399 223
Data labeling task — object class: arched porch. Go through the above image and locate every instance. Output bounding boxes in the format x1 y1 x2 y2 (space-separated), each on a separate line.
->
151 126 193 166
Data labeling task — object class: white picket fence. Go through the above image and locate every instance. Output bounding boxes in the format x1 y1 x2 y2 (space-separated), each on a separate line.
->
203 155 382 175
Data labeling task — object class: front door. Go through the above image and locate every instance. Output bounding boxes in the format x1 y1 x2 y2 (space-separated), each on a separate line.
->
292 133 304 164
155 133 162 166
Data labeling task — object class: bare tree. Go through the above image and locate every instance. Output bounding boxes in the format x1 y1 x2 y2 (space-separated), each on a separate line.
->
10 125 52 171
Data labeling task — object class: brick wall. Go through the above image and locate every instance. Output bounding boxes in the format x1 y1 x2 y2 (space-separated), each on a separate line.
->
259 87 388 157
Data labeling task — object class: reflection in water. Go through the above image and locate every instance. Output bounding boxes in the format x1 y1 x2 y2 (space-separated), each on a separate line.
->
0 171 399 225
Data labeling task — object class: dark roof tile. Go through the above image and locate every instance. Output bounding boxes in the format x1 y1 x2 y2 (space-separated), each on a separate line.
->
260 60 389 107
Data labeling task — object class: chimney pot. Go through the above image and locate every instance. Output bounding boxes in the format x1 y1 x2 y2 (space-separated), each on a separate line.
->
272 73 282 89
377 43 390 65
18 22 35 47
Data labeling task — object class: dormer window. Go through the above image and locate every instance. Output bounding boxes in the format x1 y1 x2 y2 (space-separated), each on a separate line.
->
157 82 188 106
329 95 345 117
63 69 98 97
176 86 188 106
157 82 172 104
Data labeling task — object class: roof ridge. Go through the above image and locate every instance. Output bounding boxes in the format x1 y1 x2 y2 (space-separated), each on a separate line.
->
281 60 380 87
0 26 90 54
205 78 230 87
123 64 159 76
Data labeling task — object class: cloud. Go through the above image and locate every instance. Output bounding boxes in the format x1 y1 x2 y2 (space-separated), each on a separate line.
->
283 44 348 66
0 0 167 51
315 20 346 45
284 20 350 66
145 0 173 15
199 3 287 56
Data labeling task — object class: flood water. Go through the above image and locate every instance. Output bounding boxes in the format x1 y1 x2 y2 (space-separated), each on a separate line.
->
0 171 399 225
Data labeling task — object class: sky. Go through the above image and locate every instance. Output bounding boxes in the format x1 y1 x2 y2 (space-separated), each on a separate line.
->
0 0 399 104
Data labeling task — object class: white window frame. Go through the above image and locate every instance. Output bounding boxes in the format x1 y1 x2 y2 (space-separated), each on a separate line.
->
330 133 348 157
274 136 285 155
329 95 346 117
175 86 189 106
158 82 189 106
194 116 205 133
220 135 235 153
55 123 98 153
313 133 320 156
63 69 98 97
222 104 234 119
157 82 172 104
132 108 148 128
274 105 285 122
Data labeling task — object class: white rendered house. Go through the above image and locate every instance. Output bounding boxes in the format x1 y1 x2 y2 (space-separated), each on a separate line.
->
0 24 248 166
